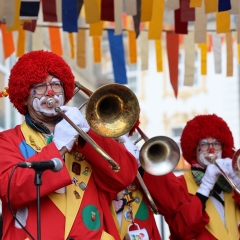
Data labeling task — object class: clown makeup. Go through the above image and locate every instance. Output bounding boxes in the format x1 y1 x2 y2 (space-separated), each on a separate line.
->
27 75 65 116
196 138 223 167
32 94 64 115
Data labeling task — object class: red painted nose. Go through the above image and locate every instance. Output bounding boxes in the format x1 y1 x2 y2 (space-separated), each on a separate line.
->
48 89 54 96
209 148 214 153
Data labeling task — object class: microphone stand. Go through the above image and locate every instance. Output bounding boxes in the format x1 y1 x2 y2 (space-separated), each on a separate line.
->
34 170 43 240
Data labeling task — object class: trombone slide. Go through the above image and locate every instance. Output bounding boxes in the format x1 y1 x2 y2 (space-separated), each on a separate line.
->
46 98 120 172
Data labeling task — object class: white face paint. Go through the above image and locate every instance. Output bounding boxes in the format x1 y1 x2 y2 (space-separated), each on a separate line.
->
32 94 65 115
196 137 223 168
198 151 222 167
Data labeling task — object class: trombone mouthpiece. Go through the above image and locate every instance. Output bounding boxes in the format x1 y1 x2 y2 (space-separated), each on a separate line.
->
46 98 56 108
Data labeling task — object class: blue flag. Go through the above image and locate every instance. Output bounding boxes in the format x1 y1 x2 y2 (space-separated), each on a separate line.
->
107 30 128 84
62 0 78 32
218 0 231 12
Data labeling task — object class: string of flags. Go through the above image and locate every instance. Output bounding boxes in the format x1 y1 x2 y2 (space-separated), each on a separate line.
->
0 0 240 97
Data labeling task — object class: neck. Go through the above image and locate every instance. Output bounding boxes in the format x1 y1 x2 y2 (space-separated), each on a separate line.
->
26 112 62 134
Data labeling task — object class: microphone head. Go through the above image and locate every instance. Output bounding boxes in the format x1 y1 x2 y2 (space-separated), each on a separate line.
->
51 158 63 172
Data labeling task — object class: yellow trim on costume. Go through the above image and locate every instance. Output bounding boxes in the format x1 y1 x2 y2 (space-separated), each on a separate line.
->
21 121 46 152
184 170 240 240
111 188 143 239
101 230 115 240
20 121 93 239
64 156 92 239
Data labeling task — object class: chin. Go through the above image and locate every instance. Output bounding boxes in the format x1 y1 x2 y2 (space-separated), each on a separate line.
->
40 110 58 116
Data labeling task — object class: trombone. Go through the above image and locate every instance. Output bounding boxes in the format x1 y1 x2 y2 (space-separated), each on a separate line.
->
74 82 140 138
209 150 240 194
133 126 181 214
46 82 140 172
136 127 180 176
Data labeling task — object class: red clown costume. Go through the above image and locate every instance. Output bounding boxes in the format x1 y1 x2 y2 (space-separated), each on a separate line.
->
143 114 240 240
0 50 138 240
110 120 162 240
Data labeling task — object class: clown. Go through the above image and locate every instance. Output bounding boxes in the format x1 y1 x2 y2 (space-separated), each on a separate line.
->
170 114 240 239
139 114 240 240
0 50 138 240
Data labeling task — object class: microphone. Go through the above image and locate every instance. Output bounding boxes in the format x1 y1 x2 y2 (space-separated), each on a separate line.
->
17 158 63 172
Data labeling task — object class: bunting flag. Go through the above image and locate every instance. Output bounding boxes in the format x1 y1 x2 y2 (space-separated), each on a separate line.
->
101 0 114 21
166 32 179 98
204 0 218 13
77 29 86 68
140 31 149 70
108 29 127 84
226 32 233 77
89 21 103 36
23 19 37 32
16 25 26 57
132 0 141 38
48 26 63 56
180 0 195 22
0 23 15 59
218 0 231 12
20 0 40 20
92 36 101 63
141 0 153 22
167 0 180 10
184 32 195 86
41 0 57 22
84 0 100 24
128 30 137 64
194 0 207 43
229 0 239 14
0 0 4 20
5 0 21 30
199 43 207 75
0 0 240 98
212 33 222 74
114 0 122 35
216 11 230 33
148 0 165 40
174 9 188 34
155 39 162 72
124 0 137 16
190 0 202 8
68 33 75 59
62 0 78 32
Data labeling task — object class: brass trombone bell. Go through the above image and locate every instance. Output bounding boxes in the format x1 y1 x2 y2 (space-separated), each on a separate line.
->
139 136 180 176
85 84 140 138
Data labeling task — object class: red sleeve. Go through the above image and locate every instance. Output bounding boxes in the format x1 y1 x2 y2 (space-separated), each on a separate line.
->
143 171 209 239
232 190 240 204
0 127 72 210
78 129 138 201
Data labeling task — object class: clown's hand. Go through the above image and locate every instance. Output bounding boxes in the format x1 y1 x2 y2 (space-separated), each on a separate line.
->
53 106 90 151
216 158 240 187
118 134 140 165
60 106 90 133
197 164 221 197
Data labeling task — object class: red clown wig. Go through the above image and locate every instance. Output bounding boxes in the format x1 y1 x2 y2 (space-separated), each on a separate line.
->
180 114 235 164
8 50 75 115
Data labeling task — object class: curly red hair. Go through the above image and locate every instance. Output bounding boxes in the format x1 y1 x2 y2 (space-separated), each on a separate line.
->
180 114 235 164
8 50 75 115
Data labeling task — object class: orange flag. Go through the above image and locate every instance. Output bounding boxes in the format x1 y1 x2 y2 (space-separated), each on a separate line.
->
0 23 15 59
16 25 26 57
48 26 63 56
